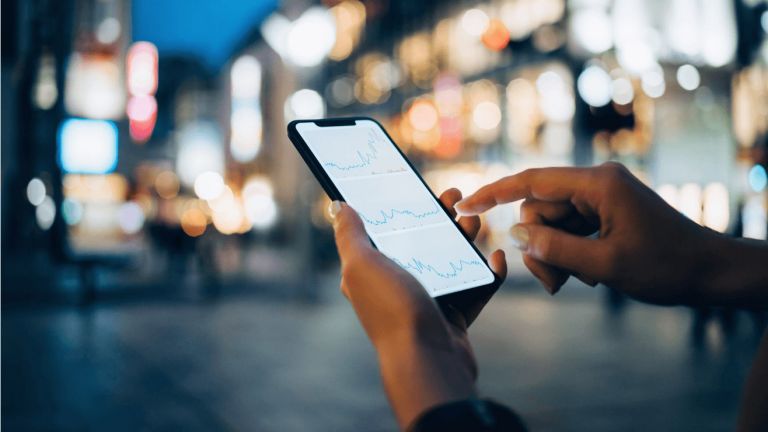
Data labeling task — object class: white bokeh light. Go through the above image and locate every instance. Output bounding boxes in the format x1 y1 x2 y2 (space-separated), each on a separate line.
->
461 9 490 37
472 101 502 130
285 89 325 120
611 78 634 105
26 178 46 206
194 171 226 201
176 123 224 187
36 196 56 230
679 183 702 223
286 7 336 67
118 201 145 235
96 17 121 44
243 176 278 230
536 71 575 121
641 67 666 98
702 182 729 233
231 55 262 99
701 0 737 67
570 9 612 54
577 65 612 107
676 64 700 91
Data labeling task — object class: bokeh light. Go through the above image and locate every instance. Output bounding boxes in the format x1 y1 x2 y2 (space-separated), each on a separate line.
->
641 67 666 99
481 19 510 51
570 9 612 54
577 65 612 107
679 183 703 223
61 198 83 226
96 17 121 44
748 164 767 192
154 170 180 200
35 196 56 230
58 118 118 174
702 183 729 233
181 208 207 237
194 171 226 201
286 7 336 67
472 101 502 130
461 9 490 37
118 201 145 235
176 122 224 187
231 55 262 99
285 89 325 120
611 77 634 105
126 42 158 96
676 64 700 91
408 99 439 132
26 178 46 206
243 176 278 230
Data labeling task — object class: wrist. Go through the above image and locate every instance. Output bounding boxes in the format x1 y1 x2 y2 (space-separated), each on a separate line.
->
693 231 768 307
376 331 477 429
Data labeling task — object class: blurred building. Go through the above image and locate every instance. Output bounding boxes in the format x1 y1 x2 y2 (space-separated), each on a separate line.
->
2 0 767 302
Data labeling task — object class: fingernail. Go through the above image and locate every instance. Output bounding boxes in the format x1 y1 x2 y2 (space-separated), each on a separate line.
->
328 201 343 219
454 199 470 215
509 225 529 251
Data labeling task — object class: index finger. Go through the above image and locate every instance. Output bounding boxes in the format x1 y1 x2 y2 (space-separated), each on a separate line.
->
455 167 595 216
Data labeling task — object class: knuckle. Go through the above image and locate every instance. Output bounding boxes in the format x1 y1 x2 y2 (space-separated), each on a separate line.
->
600 161 626 172
598 162 630 193
519 168 538 181
600 162 628 181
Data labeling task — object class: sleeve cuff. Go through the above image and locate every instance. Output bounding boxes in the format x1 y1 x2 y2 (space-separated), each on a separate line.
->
407 398 527 432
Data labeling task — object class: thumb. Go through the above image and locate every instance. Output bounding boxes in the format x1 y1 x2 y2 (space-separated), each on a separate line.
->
509 223 609 281
330 201 373 259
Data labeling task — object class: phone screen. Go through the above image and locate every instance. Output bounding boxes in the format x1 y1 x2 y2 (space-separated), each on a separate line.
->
295 119 496 297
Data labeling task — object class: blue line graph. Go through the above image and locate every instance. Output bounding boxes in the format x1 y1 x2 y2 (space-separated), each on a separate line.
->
394 257 483 279
323 130 380 172
360 204 441 226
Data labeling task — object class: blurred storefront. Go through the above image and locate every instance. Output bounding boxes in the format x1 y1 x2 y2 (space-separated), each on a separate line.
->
2 0 767 302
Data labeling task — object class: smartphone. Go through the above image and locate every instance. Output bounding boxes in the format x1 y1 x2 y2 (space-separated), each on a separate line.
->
288 117 500 301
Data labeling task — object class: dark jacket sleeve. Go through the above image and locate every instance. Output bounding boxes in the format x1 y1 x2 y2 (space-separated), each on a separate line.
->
407 398 527 432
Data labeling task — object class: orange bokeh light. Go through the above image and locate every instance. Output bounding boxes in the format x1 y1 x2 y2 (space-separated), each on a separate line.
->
181 208 207 237
482 19 510 52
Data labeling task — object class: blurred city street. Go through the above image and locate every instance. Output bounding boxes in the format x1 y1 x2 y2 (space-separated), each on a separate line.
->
4 273 765 431
3 0 767 430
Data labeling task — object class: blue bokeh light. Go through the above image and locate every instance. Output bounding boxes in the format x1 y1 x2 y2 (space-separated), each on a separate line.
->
58 118 119 174
748 164 767 192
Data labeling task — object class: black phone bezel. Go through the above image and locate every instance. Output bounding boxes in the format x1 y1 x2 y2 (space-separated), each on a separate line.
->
287 116 501 306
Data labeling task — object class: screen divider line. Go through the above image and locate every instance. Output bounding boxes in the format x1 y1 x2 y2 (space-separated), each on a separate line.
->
369 220 453 238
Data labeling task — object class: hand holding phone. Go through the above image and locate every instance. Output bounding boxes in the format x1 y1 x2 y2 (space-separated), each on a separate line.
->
328 195 507 429
288 117 501 301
